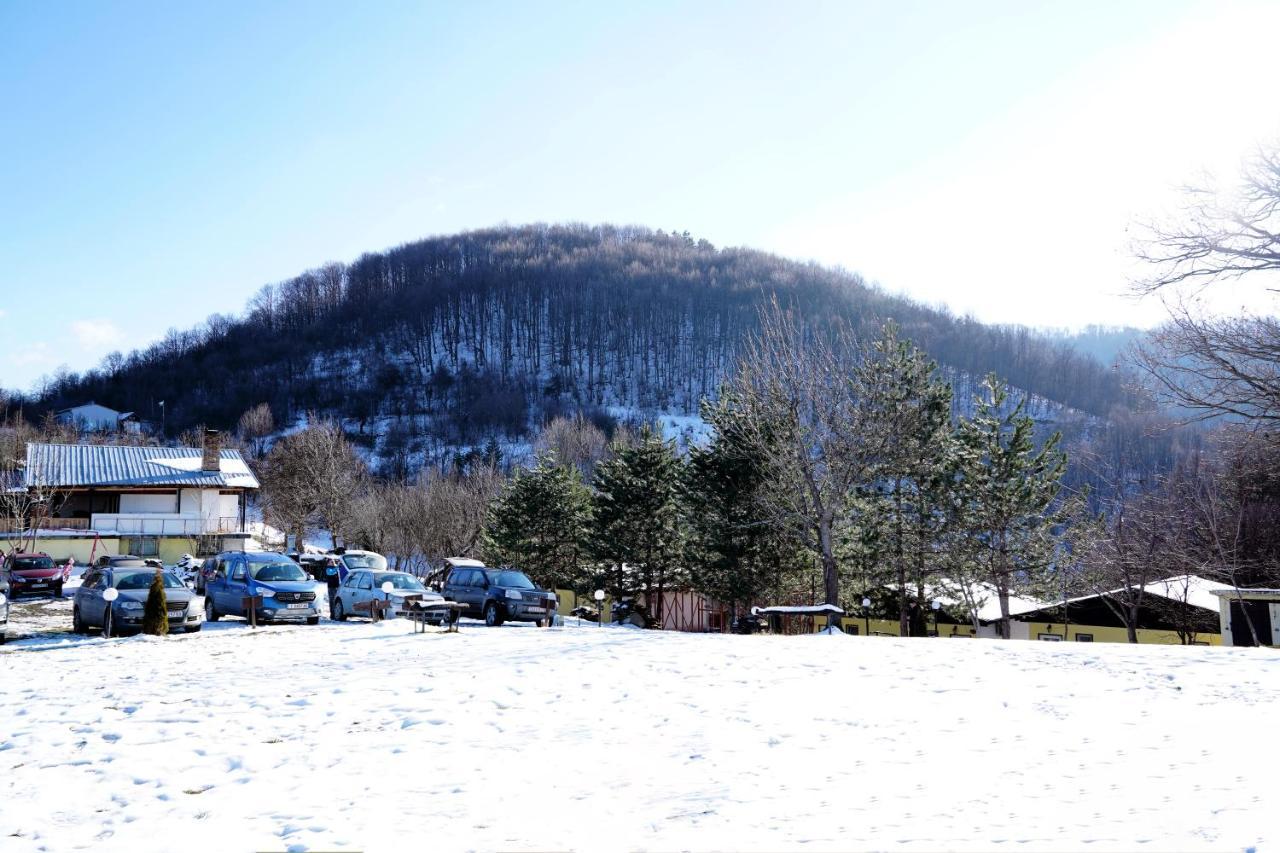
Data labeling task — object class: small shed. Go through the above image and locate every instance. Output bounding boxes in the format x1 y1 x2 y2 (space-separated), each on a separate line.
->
1210 589 1280 647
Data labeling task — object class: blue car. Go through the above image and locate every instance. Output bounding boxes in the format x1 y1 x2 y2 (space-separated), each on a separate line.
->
203 552 321 625
72 566 202 636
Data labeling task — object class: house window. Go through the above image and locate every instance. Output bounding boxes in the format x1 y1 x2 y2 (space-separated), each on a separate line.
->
1037 632 1064 641
131 536 159 557
1074 633 1094 642
844 624 859 636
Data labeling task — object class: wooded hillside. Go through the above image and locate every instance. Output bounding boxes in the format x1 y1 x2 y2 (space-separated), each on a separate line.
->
19 224 1140 464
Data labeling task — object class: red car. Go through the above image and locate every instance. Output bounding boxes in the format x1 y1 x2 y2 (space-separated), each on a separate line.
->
2 552 65 598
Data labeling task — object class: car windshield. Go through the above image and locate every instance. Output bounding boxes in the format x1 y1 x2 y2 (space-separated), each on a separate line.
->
374 573 425 591
114 571 185 590
343 553 387 571
248 558 308 582
13 556 54 571
492 570 536 589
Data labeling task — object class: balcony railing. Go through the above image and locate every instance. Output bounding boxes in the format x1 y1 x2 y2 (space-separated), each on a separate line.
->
0 517 92 533
89 514 244 536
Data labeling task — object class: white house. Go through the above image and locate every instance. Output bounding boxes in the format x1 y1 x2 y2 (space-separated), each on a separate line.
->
56 402 139 434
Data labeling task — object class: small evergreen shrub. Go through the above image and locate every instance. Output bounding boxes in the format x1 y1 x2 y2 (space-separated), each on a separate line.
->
142 569 169 636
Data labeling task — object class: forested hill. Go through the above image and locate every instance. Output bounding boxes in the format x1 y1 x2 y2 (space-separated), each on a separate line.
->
29 224 1137 464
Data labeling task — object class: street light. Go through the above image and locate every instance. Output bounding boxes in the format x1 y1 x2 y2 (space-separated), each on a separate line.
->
930 599 941 637
594 589 605 628
861 596 871 637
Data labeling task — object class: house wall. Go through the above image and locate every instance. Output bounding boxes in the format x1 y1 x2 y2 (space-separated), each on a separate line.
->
120 493 178 513
7 536 122 563
1217 597 1280 646
821 616 1221 645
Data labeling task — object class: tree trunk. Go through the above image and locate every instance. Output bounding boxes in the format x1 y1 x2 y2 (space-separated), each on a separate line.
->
818 519 841 630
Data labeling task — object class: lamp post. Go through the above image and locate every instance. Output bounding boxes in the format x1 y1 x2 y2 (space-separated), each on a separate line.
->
930 599 941 637
861 596 871 637
594 589 605 628
102 586 119 638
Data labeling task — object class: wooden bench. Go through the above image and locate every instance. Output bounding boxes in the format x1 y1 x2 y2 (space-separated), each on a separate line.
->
403 598 467 633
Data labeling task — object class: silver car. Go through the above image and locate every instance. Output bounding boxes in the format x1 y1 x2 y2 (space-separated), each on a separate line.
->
330 570 454 625
72 567 203 636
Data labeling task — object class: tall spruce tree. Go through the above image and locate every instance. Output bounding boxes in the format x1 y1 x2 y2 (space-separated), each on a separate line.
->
954 374 1069 639
590 427 685 624
483 453 592 591
862 323 954 635
685 398 797 616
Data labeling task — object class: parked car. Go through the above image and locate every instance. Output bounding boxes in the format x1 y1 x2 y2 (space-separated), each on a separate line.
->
203 551 321 625
72 566 202 636
441 566 558 627
94 554 149 570
2 552 66 598
297 548 388 583
331 569 455 625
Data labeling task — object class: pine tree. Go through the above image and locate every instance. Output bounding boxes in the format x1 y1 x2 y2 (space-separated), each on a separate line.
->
483 453 592 591
862 323 955 634
142 569 169 636
590 427 685 624
685 398 799 616
954 375 1069 639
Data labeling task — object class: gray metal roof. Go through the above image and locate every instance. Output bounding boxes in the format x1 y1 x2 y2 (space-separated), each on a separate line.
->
24 442 260 490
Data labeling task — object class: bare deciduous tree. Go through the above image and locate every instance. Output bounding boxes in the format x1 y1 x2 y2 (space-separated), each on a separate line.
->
237 403 275 459
1134 146 1280 295
719 303 902 626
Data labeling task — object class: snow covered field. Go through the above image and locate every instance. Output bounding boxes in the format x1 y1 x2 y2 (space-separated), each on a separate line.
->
1 613 1276 852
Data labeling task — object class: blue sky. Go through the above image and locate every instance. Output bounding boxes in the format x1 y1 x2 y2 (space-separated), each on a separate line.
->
3 0 1278 393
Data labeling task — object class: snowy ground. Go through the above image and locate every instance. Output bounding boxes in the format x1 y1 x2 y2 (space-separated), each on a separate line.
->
0 600 1277 852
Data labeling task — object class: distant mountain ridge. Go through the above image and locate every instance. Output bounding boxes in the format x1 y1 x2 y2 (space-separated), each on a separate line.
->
28 224 1140 472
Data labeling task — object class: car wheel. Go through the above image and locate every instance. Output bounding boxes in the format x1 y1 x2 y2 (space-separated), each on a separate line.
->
72 606 85 634
306 616 320 626
484 601 504 627
102 608 113 639
205 598 219 622
332 598 346 622
186 624 202 633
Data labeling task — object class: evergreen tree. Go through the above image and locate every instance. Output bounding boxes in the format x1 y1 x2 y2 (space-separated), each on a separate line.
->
590 427 685 624
684 398 798 615
142 569 169 636
862 323 955 634
483 453 593 591
954 375 1069 638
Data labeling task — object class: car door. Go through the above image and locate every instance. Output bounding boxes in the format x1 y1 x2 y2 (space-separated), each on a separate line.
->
446 569 472 611
225 557 250 614
79 571 106 626
355 572 374 613
336 571 358 612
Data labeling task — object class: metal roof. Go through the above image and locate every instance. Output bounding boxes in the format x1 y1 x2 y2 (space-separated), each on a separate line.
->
24 442 260 490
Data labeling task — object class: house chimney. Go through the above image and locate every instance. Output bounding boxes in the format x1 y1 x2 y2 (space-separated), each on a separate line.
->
202 429 221 473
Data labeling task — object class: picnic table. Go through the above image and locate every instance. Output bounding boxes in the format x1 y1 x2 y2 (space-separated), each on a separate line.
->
402 597 467 633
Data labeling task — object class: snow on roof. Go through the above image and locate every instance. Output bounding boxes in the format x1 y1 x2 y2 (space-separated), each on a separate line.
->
24 442 260 490
1209 588 1280 600
445 557 486 568
753 604 845 615
999 574 1228 617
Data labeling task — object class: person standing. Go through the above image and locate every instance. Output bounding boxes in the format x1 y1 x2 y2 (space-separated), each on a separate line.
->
324 557 341 616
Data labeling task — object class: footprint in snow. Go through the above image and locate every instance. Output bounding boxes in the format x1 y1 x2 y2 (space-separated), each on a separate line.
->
101 733 121 743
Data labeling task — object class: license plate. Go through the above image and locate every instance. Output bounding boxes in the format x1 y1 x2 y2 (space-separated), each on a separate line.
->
167 610 185 618
527 606 545 614
30 583 47 588
287 603 309 609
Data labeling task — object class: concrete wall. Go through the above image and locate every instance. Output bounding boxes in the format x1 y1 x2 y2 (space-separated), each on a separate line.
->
120 494 178 513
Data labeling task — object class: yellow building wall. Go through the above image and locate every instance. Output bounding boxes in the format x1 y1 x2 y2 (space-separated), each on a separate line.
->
554 588 612 623
11 537 122 564
825 615 1221 645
